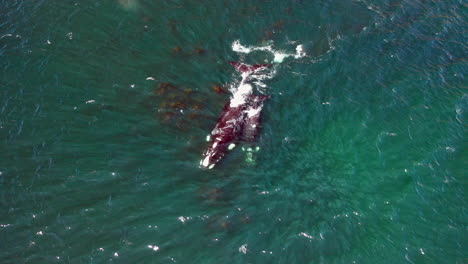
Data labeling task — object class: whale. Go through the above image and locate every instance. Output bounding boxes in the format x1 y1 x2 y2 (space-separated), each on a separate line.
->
200 62 271 169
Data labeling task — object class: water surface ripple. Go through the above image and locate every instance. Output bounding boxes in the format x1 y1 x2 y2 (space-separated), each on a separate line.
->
0 0 466 263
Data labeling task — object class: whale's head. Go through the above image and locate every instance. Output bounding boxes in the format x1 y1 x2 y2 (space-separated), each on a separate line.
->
200 141 228 169
200 128 238 170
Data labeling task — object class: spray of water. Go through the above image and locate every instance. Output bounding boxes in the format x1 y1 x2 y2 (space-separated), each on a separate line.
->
229 40 306 97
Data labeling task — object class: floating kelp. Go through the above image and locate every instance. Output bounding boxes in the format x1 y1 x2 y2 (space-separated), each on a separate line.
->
193 47 206 55
155 82 179 96
212 84 227 94
198 187 228 204
170 46 207 57
262 19 285 42
171 46 183 55
153 82 217 132
205 212 253 233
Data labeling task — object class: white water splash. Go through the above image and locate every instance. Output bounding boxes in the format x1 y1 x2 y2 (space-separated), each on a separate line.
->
225 40 308 115
230 83 253 107
231 40 306 63
239 244 248 254
229 40 306 97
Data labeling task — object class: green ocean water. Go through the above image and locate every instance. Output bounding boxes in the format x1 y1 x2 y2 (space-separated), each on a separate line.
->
0 0 466 263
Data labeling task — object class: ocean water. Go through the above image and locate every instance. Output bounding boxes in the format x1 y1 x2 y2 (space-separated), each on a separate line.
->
0 0 466 263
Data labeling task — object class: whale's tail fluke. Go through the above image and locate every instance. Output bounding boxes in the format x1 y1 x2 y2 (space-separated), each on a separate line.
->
229 61 272 74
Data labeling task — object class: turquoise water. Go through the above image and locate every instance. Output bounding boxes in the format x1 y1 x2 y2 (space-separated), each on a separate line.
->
1 0 466 263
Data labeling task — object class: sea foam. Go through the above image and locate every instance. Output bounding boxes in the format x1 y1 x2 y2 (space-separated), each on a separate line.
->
231 40 306 63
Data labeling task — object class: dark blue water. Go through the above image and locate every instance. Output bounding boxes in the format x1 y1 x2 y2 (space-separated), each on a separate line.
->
0 0 466 263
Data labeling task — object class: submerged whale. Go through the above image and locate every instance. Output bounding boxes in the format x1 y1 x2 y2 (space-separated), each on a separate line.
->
200 62 271 169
